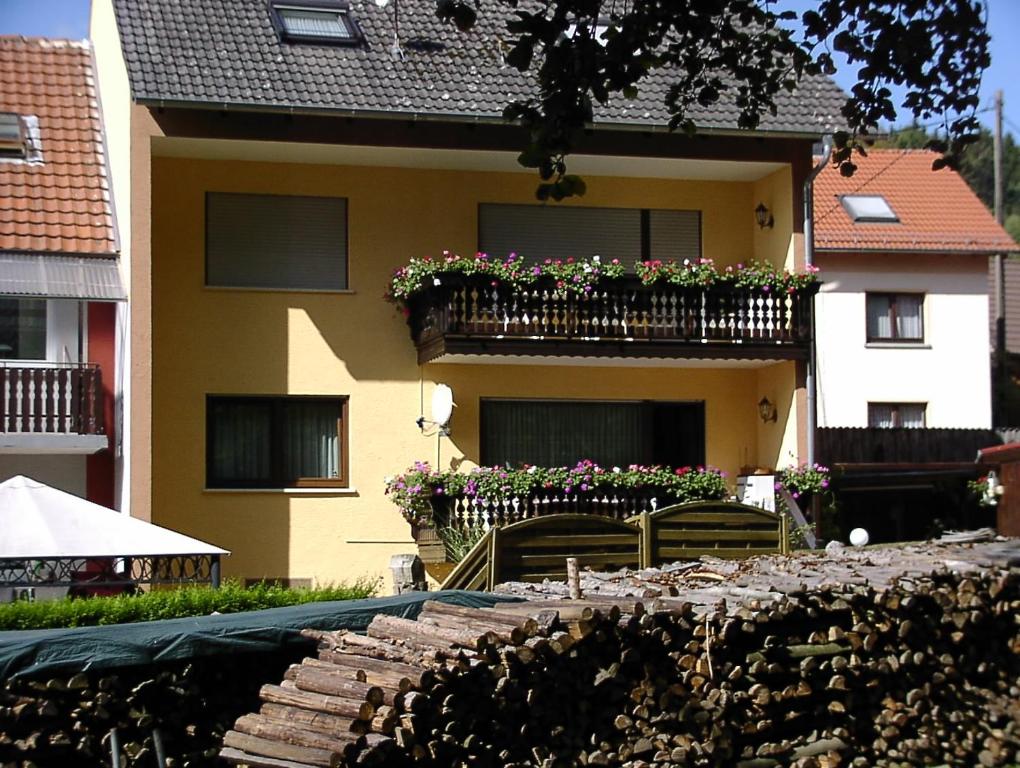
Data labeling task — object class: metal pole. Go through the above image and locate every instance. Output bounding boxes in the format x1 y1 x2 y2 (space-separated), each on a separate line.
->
152 728 167 767
994 90 1007 425
803 140 832 468
210 555 221 589
994 90 1004 226
108 727 122 768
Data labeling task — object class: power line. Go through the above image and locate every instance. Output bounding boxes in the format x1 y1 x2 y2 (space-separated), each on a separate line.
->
882 107 994 135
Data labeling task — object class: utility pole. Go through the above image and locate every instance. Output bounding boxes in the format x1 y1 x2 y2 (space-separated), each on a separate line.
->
993 90 1006 425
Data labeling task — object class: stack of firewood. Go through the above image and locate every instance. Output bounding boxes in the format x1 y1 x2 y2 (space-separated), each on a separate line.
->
0 651 299 767
224 567 1020 768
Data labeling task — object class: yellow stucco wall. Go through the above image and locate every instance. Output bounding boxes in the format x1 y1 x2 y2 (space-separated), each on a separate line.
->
752 166 799 271
150 156 801 585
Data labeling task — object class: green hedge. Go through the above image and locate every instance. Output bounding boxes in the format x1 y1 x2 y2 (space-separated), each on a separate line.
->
0 579 378 631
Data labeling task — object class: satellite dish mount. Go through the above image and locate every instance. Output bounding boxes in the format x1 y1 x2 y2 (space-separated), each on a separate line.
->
417 383 454 437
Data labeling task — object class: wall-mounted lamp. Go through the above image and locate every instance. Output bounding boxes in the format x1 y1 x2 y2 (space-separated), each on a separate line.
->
755 202 775 230
758 396 777 424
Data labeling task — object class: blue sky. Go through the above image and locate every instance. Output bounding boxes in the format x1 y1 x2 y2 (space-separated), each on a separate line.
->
0 0 1017 137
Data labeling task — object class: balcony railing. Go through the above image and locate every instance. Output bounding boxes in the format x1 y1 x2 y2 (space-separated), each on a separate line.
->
406 275 817 363
0 364 103 435
434 489 677 531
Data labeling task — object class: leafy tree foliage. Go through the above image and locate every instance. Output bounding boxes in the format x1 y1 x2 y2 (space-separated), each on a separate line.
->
436 0 991 199
880 122 1020 244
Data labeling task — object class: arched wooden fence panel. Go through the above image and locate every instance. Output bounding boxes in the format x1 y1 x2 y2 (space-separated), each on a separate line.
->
440 503 787 590
631 501 787 565
439 529 494 591
440 515 641 590
494 514 642 584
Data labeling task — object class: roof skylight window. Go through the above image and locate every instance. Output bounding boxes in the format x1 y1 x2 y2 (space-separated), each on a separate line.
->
0 113 26 158
840 195 900 223
269 0 363 45
565 18 613 45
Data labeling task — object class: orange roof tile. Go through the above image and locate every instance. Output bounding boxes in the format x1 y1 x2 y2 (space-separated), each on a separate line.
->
813 149 1019 254
0 37 116 256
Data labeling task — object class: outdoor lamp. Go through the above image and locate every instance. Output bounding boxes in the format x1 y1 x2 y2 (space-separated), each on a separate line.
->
758 396 777 423
755 202 775 230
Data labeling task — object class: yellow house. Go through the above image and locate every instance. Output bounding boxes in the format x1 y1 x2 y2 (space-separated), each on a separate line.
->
90 0 844 585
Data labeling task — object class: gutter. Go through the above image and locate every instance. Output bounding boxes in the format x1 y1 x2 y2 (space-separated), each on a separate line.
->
136 96 833 141
803 138 832 469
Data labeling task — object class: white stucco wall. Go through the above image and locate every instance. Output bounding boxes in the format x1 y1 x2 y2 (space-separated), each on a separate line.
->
815 253 992 429
90 1 133 514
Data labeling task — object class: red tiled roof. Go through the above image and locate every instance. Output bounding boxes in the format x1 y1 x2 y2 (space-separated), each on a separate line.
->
813 149 1019 254
0 37 116 256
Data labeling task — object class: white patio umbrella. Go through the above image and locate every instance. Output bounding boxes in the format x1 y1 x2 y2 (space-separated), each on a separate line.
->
0 475 228 560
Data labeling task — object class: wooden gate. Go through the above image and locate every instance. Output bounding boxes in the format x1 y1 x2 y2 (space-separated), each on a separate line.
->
631 501 787 565
440 503 787 590
441 515 640 590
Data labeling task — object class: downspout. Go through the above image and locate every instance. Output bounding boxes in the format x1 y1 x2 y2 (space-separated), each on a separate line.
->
803 138 832 469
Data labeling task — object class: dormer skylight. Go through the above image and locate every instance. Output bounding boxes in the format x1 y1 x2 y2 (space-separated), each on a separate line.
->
565 18 613 45
840 194 899 223
269 0 363 45
0 113 26 158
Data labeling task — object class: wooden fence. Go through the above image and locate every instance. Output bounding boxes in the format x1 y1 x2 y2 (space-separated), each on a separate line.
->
441 501 786 590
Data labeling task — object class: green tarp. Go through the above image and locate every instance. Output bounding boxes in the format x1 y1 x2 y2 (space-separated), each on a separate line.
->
0 590 520 679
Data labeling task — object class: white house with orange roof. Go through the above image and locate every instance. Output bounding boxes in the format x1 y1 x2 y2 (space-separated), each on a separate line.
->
810 149 1019 540
0 37 125 506
812 149 1018 431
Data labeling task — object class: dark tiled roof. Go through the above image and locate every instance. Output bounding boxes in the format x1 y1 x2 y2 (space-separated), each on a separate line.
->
112 0 846 135
0 37 116 256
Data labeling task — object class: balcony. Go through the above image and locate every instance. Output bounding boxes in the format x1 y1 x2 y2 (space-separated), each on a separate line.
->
0 364 106 454
406 275 817 364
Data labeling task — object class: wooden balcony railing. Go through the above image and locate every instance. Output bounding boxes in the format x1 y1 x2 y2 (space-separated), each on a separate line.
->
406 275 817 363
0 364 103 435
433 489 679 531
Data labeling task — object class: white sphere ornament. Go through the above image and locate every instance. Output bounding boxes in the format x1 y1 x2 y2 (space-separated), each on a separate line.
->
431 384 455 428
849 528 870 548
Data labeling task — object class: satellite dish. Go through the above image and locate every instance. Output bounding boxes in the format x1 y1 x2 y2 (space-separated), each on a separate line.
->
431 384 454 428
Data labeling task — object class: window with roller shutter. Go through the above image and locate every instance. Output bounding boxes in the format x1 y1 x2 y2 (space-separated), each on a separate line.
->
205 192 348 291
477 203 701 267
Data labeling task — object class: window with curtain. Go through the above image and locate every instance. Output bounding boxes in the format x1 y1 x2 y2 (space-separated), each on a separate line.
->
868 402 926 429
205 192 348 290
478 204 701 267
0 298 46 360
207 396 347 488
866 293 924 342
480 399 705 469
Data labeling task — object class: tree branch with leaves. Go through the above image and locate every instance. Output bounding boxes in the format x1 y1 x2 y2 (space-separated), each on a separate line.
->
436 0 991 198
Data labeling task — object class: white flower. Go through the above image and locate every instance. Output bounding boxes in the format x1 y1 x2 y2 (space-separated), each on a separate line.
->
583 265 592 273
527 466 538 474
592 255 601 262
383 475 394 485
433 277 441 286
683 259 691 266
612 466 621 473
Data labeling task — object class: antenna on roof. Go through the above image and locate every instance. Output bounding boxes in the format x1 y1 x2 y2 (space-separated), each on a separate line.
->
384 0 403 60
